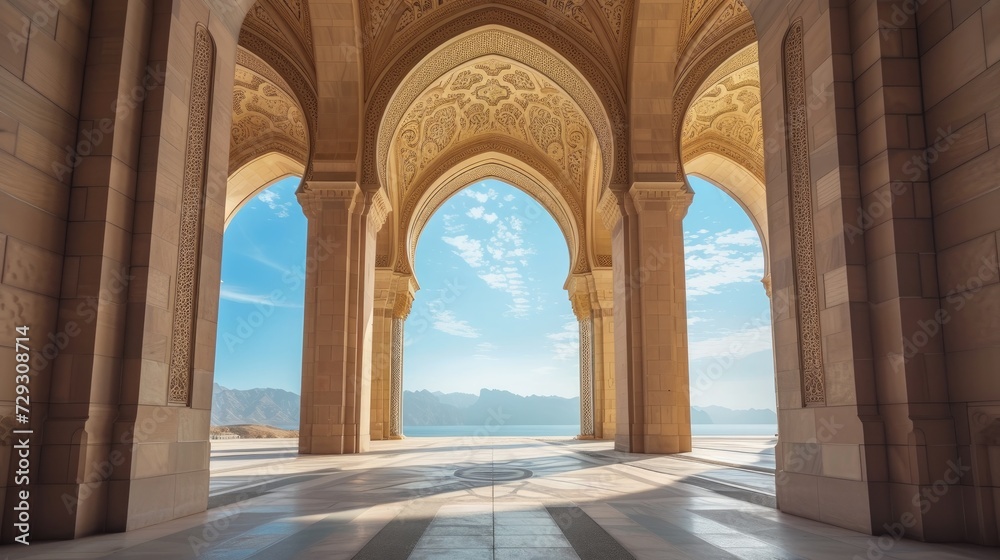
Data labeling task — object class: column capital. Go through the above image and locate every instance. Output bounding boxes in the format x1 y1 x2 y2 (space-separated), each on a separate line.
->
296 181 361 219
761 273 772 298
628 181 694 218
567 274 594 321
392 274 418 319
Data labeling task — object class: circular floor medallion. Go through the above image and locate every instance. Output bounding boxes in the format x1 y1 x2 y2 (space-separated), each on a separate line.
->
454 466 533 482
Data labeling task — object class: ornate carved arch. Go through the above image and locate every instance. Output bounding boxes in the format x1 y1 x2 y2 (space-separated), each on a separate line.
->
364 21 627 191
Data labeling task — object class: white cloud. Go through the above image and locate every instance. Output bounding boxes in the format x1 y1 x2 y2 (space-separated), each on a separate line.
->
256 190 293 218
462 188 497 203
466 206 499 224
689 325 772 361
504 194 515 202
715 229 760 246
547 321 579 361
685 228 765 296
432 310 480 338
442 235 484 267
219 285 300 308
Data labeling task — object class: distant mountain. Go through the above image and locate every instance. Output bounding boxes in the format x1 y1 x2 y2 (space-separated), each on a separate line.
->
405 390 466 425
692 405 777 424
212 384 300 429
404 389 580 426
691 407 713 424
432 391 479 409
210 383 776 430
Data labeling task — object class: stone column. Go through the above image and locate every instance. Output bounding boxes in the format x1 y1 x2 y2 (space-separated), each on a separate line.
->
589 270 616 440
389 317 405 438
297 183 390 454
600 182 693 454
389 285 413 439
570 282 595 438
371 272 414 440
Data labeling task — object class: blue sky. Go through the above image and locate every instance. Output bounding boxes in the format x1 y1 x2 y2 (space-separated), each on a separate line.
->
214 175 776 410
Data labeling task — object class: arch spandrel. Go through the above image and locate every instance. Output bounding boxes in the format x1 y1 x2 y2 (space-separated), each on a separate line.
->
376 29 616 195
389 57 598 200
366 24 627 195
680 44 763 182
402 157 583 283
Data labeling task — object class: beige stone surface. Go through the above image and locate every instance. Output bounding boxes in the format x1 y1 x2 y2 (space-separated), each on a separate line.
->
2 0 999 548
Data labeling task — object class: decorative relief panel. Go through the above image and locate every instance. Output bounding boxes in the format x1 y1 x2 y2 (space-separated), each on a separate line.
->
680 45 763 181
371 28 622 193
168 25 214 405
579 318 595 436
783 21 826 407
363 1 632 100
390 317 404 437
230 64 308 173
393 59 593 196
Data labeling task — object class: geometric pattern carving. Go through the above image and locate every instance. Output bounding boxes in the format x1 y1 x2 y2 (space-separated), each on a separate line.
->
362 0 634 87
672 20 756 147
373 28 622 193
390 317 404 437
680 0 750 58
783 21 826 407
579 318 595 437
169 25 214 405
230 62 308 174
681 44 763 181
392 58 594 195
364 15 629 192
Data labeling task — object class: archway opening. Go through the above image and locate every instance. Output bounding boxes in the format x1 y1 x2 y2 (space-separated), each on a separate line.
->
403 179 581 437
210 176 306 442
684 175 776 468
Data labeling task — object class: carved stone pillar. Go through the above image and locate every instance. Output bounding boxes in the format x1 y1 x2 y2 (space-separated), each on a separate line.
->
600 182 693 454
297 183 390 454
389 317 405 438
589 269 616 440
371 272 414 440
570 282 595 438
390 286 414 439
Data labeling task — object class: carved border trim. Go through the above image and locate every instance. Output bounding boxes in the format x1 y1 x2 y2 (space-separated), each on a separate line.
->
783 20 826 407
168 25 215 405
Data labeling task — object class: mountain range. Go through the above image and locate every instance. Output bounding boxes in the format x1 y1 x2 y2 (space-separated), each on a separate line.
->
210 384 776 427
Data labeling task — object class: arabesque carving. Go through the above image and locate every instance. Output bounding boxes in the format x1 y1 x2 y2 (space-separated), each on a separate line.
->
783 21 826 407
392 59 594 196
680 45 763 181
230 64 309 174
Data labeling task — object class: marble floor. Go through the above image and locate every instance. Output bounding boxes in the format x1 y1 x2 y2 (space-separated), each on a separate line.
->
7 437 998 559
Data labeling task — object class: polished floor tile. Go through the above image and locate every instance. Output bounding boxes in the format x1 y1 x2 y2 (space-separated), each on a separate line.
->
3 437 998 559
